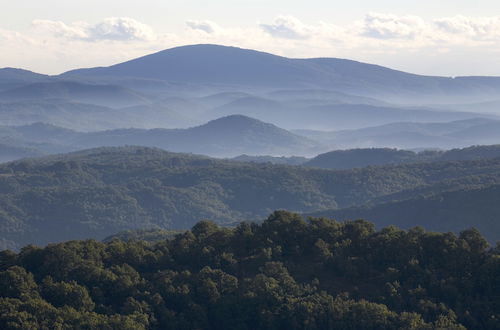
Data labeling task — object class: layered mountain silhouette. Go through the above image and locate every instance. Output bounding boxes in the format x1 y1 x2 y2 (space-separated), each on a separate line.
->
0 81 149 108
61 44 500 103
204 98 493 130
4 116 500 163
1 44 500 158
75 115 321 156
0 115 321 159
294 118 500 149
1 44 500 134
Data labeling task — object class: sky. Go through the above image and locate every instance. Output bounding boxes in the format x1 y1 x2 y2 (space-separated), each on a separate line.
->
2 0 500 76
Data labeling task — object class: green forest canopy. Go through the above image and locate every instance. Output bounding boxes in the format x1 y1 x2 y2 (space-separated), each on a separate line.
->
1 212 498 329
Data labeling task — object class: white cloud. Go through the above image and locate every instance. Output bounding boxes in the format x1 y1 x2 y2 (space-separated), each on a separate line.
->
32 17 156 41
434 15 500 39
260 15 312 39
185 20 221 34
32 19 89 39
361 13 429 39
88 17 156 41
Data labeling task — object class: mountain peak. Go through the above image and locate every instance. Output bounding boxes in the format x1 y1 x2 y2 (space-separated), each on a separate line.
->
198 115 280 132
206 114 264 124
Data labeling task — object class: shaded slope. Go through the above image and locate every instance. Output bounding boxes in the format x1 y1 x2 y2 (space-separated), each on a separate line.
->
304 144 500 170
307 184 500 243
305 148 419 169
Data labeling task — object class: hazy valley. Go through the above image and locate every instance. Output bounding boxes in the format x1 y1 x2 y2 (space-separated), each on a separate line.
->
1 43 499 329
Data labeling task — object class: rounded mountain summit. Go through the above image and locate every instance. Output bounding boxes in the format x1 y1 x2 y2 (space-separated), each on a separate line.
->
61 44 500 99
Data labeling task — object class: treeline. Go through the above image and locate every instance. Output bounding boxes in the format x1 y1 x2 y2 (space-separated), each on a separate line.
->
1 211 498 329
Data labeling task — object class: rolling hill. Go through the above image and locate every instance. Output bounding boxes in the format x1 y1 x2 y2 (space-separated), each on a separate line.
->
303 145 500 170
0 115 323 160
2 146 500 249
304 148 421 169
74 115 322 157
294 118 500 149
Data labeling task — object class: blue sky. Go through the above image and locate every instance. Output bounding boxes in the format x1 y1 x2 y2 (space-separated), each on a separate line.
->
2 0 500 75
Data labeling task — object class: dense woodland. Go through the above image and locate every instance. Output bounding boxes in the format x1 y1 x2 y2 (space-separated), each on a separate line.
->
2 146 500 249
309 184 500 243
1 211 498 329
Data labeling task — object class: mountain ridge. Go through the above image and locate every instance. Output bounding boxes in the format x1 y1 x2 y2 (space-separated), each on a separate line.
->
57 44 500 103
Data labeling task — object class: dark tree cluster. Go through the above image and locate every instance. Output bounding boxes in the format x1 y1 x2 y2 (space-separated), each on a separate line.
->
1 211 498 329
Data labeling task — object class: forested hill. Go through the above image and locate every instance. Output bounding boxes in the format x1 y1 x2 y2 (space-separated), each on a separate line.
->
2 146 500 249
307 184 500 243
304 145 500 169
0 211 498 329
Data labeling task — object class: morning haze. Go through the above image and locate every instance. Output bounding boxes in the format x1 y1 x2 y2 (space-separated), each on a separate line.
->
0 2 499 329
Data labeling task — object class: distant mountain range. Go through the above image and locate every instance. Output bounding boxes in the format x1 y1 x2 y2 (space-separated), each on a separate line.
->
294 118 500 149
1 44 500 138
207 99 494 131
0 81 150 108
1 80 493 132
75 115 321 157
59 44 500 103
3 115 500 163
0 115 321 159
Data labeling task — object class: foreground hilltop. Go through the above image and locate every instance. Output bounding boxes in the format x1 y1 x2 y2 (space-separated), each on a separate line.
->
0 211 497 329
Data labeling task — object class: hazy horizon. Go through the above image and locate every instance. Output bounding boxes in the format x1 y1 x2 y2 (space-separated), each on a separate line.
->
4 43 500 79
2 0 500 76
